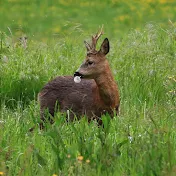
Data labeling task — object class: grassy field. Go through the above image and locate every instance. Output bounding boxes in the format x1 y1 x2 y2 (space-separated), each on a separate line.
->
1 0 176 40
0 0 176 176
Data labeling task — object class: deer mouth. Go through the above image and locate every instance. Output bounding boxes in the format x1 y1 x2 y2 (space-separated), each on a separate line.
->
74 72 84 78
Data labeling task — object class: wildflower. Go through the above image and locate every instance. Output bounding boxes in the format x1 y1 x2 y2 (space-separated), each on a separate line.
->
119 15 125 21
168 76 173 79
169 90 176 94
77 155 83 161
159 0 168 4
168 76 176 81
128 136 133 143
74 76 81 83
0 172 4 175
0 120 5 124
52 174 57 176
67 154 71 158
52 26 61 33
86 159 90 163
2 56 8 63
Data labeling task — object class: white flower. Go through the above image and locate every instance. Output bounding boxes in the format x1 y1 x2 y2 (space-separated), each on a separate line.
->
74 76 81 83
2 55 8 63
0 120 5 124
128 136 133 143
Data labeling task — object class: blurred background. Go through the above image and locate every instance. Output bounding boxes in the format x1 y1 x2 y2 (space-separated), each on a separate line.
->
1 0 176 42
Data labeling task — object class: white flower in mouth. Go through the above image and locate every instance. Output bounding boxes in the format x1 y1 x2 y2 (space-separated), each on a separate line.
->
74 76 81 83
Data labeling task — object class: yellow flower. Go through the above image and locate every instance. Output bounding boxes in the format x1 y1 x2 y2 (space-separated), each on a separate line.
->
169 90 176 94
52 26 61 33
119 15 125 21
0 172 4 175
49 6 57 11
77 155 83 161
52 174 57 176
86 159 90 163
168 76 173 79
168 76 176 82
159 0 167 4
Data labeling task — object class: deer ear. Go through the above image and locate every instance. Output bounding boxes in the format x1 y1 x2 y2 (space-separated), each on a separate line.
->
99 38 109 55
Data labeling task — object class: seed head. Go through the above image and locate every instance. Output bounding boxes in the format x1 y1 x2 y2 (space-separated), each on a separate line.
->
74 76 81 83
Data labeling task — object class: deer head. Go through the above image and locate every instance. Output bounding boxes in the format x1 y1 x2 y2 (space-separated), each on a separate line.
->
74 27 110 79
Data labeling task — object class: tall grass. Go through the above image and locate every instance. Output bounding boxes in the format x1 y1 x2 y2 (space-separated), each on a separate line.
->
0 23 175 175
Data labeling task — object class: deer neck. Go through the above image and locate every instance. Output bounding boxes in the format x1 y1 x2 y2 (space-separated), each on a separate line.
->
94 63 119 108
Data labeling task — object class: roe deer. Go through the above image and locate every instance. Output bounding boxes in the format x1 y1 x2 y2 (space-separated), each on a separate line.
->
38 27 120 128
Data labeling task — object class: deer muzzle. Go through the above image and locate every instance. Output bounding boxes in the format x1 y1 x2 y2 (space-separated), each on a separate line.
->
74 72 84 78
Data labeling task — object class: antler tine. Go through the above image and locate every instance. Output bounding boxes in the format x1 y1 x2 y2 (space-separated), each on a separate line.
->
91 25 104 50
95 25 104 39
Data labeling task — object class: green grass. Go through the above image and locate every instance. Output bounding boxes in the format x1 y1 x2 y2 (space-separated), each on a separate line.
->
0 0 176 175
1 0 176 40
0 24 176 176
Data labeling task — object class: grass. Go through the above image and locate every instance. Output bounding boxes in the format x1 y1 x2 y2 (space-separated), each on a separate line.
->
1 0 176 40
0 0 176 175
0 23 176 176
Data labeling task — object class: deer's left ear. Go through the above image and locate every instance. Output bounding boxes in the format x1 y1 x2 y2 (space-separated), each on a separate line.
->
99 38 109 55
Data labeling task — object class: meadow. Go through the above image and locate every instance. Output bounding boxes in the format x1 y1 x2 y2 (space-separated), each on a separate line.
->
0 0 176 175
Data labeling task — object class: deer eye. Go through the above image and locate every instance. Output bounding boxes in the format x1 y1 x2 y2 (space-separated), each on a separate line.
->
88 61 94 65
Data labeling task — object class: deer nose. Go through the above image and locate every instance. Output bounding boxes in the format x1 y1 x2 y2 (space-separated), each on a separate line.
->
74 72 83 78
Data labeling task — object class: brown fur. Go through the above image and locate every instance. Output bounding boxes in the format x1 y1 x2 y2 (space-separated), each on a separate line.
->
38 30 120 128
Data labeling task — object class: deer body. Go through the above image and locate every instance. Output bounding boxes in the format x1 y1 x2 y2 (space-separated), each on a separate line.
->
38 28 120 126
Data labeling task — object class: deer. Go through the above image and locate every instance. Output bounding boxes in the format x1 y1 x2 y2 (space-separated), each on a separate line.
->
38 27 120 129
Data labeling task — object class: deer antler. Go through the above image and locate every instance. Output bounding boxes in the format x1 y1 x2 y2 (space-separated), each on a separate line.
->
84 25 104 53
91 25 104 51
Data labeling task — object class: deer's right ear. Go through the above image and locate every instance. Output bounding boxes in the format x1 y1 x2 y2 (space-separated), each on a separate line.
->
99 38 109 55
